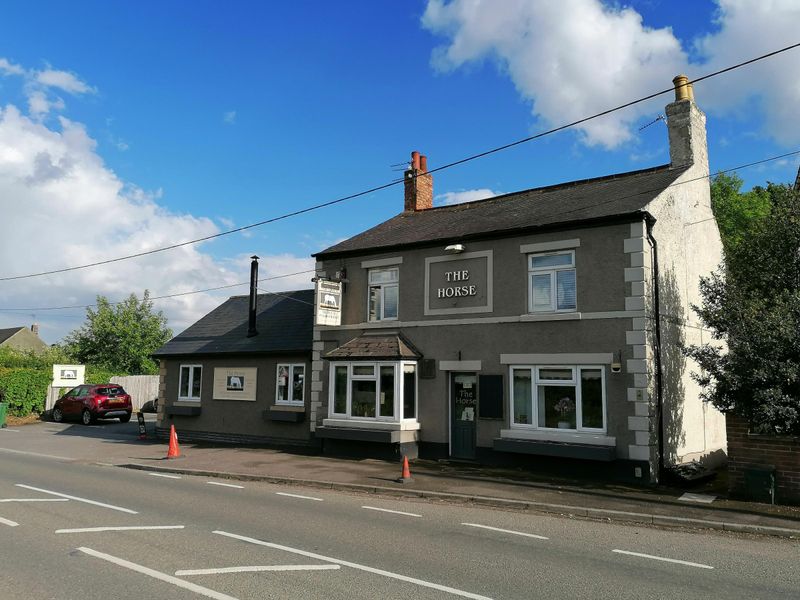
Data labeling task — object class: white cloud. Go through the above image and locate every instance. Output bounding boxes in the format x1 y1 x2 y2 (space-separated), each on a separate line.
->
0 58 24 76
436 188 497 205
27 90 65 118
422 0 800 148
223 110 237 124
35 68 95 95
0 104 248 342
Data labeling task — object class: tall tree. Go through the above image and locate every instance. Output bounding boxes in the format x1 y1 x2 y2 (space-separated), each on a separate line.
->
710 172 771 252
686 182 800 434
64 291 172 375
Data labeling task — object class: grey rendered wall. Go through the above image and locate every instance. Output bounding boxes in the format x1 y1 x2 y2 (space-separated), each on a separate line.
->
160 354 311 443
315 222 643 456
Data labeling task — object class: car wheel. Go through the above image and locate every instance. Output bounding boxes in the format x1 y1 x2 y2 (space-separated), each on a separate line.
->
119 413 131 424
81 409 93 426
52 407 64 423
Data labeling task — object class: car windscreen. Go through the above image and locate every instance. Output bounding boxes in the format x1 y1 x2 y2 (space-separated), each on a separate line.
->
96 387 125 396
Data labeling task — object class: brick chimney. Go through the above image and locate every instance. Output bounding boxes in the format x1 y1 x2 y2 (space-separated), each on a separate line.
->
404 150 433 212
666 75 708 176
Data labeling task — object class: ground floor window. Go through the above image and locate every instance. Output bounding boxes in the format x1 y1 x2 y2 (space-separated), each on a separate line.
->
276 364 305 405
179 364 202 401
510 365 605 431
329 361 417 421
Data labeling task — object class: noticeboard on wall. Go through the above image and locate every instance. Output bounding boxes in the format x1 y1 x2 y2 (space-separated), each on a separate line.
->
52 364 85 388
213 367 258 401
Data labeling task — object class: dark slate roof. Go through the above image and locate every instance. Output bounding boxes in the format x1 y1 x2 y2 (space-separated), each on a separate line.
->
153 290 314 357
325 334 422 361
316 164 688 258
0 327 24 345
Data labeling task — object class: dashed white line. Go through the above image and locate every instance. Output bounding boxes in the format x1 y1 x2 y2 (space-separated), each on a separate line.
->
149 473 182 479
214 530 493 600
461 523 548 540
176 565 341 576
0 517 19 527
275 492 323 502
0 498 69 503
362 506 421 517
0 447 71 461
78 547 238 600
15 484 137 514
206 481 243 489
56 525 185 534
0 428 19 432
612 549 714 569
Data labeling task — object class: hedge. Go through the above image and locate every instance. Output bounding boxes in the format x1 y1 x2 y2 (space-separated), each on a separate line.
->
0 367 53 416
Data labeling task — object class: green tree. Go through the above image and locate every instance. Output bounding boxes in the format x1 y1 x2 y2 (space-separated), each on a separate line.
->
710 172 771 252
63 291 172 375
686 182 800 434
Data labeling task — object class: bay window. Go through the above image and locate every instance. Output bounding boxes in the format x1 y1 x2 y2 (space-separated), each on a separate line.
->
510 365 605 431
329 362 417 421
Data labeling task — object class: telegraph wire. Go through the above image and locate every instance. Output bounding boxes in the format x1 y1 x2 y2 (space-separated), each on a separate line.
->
0 269 318 313
0 42 798 283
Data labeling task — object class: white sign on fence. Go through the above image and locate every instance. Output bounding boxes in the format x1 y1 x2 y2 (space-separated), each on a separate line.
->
52 364 85 388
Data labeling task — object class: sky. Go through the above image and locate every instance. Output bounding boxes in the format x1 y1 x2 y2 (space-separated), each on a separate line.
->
0 0 798 344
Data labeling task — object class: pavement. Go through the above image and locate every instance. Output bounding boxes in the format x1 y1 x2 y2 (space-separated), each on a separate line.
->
2 415 800 539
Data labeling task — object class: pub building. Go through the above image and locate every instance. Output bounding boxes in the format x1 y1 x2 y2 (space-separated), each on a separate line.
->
309 77 727 482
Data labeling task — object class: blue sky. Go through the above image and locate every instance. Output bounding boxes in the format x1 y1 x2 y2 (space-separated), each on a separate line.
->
0 0 798 343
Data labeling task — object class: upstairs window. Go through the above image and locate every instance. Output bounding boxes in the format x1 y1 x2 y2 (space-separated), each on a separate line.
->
528 251 576 312
368 267 399 321
179 365 202 401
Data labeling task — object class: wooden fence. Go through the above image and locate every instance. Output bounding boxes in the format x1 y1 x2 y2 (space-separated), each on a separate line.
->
44 375 159 412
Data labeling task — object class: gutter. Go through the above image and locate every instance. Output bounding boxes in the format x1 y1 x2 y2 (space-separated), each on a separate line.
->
644 213 665 482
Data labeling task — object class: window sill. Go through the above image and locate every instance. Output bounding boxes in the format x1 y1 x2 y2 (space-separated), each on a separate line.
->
272 404 305 411
167 404 201 417
322 418 420 431
264 406 305 423
500 428 615 446
520 312 581 322
316 421 419 444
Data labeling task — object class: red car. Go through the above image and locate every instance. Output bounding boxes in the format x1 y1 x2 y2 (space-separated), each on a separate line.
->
52 384 132 425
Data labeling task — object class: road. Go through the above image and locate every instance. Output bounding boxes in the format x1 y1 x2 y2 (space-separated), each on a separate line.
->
0 429 798 599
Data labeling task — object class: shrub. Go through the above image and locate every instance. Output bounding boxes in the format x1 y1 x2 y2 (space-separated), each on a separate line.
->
0 368 53 416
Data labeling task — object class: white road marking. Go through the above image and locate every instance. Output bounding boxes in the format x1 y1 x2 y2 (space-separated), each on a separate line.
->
0 517 19 527
206 481 243 489
679 492 716 504
612 549 714 569
95 462 116 467
77 547 239 600
362 506 421 518
0 447 71 461
149 472 182 479
461 523 548 540
0 498 69 503
57 525 185 534
0 428 19 432
275 492 323 502
176 565 341 576
214 530 493 600
15 484 138 514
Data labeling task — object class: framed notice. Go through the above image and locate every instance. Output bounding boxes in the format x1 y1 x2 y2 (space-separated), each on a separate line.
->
213 367 257 401
52 364 85 387
315 279 342 326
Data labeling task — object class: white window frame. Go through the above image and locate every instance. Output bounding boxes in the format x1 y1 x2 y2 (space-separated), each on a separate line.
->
528 250 576 313
509 364 606 433
328 361 417 423
178 364 202 401
275 363 305 406
367 267 399 322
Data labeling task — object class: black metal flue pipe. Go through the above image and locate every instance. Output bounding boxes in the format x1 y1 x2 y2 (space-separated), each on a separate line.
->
247 255 259 337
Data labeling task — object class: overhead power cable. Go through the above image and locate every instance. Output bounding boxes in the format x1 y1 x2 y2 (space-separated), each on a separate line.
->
2 148 798 315
0 269 318 313
1 41 798 283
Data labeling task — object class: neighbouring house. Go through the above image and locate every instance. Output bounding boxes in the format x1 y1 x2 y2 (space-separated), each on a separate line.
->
153 260 315 447
0 324 48 354
309 76 726 483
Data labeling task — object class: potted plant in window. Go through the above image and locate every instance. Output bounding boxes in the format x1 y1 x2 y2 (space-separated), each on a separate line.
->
554 396 575 429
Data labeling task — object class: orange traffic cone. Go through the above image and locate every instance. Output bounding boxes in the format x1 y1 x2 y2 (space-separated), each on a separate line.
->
167 425 181 459
397 455 412 483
